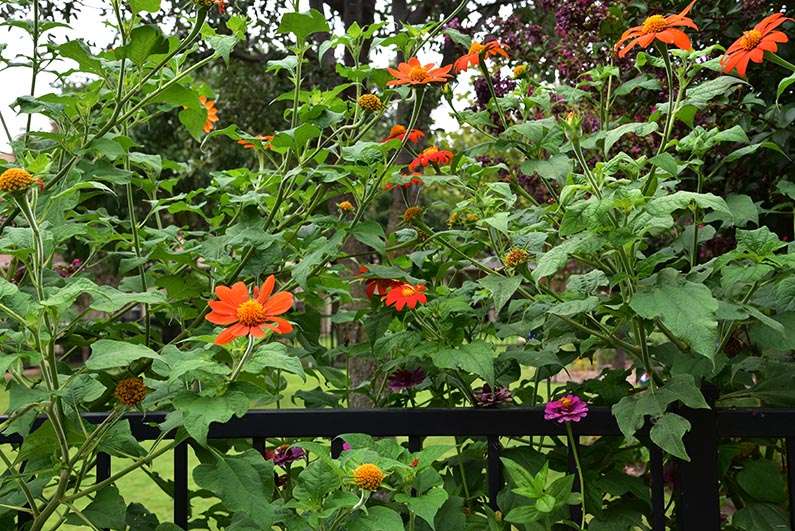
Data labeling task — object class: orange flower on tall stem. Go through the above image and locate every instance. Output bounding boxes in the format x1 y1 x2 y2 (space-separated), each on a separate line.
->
206 275 294 345
387 57 453 87
453 40 509 73
200 96 219 134
382 125 424 144
359 265 400 299
238 134 274 150
721 13 793 77
409 146 454 172
614 0 698 58
384 282 427 311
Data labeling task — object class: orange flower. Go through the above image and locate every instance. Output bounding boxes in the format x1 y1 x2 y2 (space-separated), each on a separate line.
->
238 134 273 150
206 275 294 345
409 146 454 172
385 173 424 191
382 125 425 144
387 57 452 87
352 463 385 490
200 96 219 134
384 282 427 311
453 40 509 73
721 13 793 77
614 0 698 58
359 265 401 299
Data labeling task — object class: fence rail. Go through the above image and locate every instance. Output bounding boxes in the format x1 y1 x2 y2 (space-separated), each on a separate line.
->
5 407 795 530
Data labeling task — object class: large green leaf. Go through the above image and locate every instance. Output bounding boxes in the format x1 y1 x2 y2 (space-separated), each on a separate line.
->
193 449 276 525
65 486 126 529
170 391 249 445
394 487 448 530
278 10 330 44
86 340 162 370
432 341 495 385
347 506 404 531
603 122 658 156
629 269 719 360
650 412 691 461
479 275 522 314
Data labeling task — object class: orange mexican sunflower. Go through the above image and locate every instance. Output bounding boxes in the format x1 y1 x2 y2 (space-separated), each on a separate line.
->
387 57 453 87
238 134 273 150
200 96 219 134
614 0 698 58
721 13 793 77
206 275 294 345
359 265 400 299
385 174 424 191
382 125 424 144
384 282 427 311
408 146 454 172
453 40 509 73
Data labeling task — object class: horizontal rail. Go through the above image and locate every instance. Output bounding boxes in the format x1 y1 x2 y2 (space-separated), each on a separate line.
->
2 407 795 443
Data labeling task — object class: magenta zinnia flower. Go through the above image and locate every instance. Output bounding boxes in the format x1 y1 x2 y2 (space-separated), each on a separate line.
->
544 394 589 423
387 368 426 392
264 445 305 466
473 384 513 407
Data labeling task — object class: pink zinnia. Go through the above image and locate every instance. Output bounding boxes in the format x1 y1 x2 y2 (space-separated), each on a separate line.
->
544 394 589 423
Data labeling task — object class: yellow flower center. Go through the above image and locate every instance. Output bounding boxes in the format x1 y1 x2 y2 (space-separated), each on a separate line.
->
0 168 36 193
422 146 439 156
353 463 385 490
402 286 416 297
739 29 763 51
409 66 430 83
642 15 667 34
560 397 573 408
469 41 486 54
236 299 266 326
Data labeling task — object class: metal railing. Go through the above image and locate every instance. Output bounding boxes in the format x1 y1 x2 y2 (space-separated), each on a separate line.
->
5 406 795 530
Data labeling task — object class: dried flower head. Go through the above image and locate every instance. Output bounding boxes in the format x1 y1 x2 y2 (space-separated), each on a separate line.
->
357 94 383 112
402 206 422 223
115 377 147 406
337 200 354 213
352 463 385 490
387 368 426 392
0 168 44 194
503 248 530 268
513 64 528 77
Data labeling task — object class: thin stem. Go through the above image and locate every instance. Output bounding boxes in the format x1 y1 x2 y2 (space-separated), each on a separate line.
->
566 423 587 530
229 335 257 382
765 51 795 73
24 0 40 143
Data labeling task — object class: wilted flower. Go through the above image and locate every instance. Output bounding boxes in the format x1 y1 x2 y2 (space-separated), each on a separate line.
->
473 384 513 407
402 206 422 223
337 200 354 213
199 96 219 134
0 168 44 194
357 94 383 112
382 125 424 144
502 248 529 268
265 445 305 466
544 394 589 423
55 258 82 278
352 463 386 490
115 377 147 406
237 134 273 150
387 368 426 392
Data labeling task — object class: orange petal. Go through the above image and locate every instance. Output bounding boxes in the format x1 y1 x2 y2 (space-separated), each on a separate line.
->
656 28 692 50
678 0 696 17
256 275 276 304
266 316 293 334
261 291 294 316
215 324 245 345
249 325 266 338
206 311 238 325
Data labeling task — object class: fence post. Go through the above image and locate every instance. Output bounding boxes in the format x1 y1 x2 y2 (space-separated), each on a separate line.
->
675 392 720 530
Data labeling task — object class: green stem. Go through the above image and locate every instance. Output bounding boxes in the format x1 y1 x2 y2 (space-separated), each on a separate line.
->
566 423 587 530
229 335 257 382
765 51 795 73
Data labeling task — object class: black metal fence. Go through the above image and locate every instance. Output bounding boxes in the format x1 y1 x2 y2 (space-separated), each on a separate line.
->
4 406 795 530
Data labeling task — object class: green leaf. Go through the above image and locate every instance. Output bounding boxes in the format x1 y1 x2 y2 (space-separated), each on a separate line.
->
548 296 598 317
272 123 322 150
193 449 275 525
733 503 790 531
348 506 404 531
603 122 658 156
246 343 305 380
520 155 572 181
650 412 691 461
646 191 731 219
351 221 385 255
58 41 104 75
130 0 160 13
479 275 522 314
65 486 126 529
125 25 168 65
630 270 718 360
736 460 787 503
171 391 249 445
86 340 162 370
277 10 330 44
432 341 494 385
736 227 786 257
776 72 795 103
394 487 448 530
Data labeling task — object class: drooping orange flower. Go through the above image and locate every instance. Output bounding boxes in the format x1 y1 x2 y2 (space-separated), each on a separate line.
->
453 40 509 73
382 125 425 144
359 265 400 299
200 96 219 134
206 275 294 345
387 57 453 87
384 282 427 311
385 173 424 191
721 13 793 77
238 134 274 150
408 146 454 172
614 0 698 58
